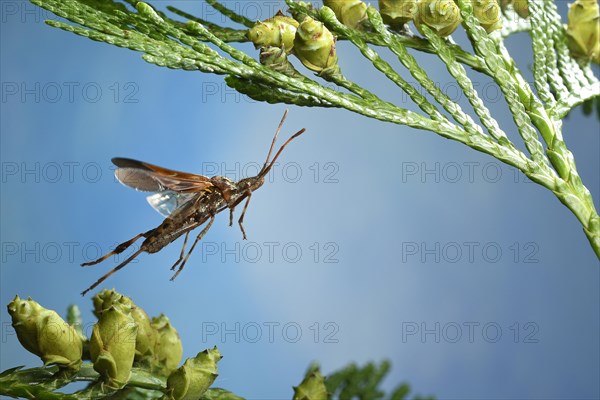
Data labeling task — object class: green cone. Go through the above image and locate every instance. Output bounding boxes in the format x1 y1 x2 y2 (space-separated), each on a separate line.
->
567 0 600 64
247 12 299 53
378 0 418 28
152 314 183 375
293 368 328 400
165 347 222 400
92 288 124 319
466 0 502 33
415 0 462 37
513 0 529 18
293 16 339 74
260 46 301 76
129 304 156 360
7 296 83 370
323 0 368 29
93 289 156 360
500 0 529 18
89 302 138 388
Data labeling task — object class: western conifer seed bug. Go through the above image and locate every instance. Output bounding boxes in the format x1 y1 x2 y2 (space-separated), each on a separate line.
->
80 111 305 296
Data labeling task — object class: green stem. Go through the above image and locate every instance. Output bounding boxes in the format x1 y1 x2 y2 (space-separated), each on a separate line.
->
457 0 599 259
501 66 600 260
330 7 536 178
324 69 386 105
458 0 550 170
186 21 462 136
499 12 531 37
553 86 600 119
555 186 600 259
224 76 337 107
1 364 245 399
528 0 555 106
320 7 450 124
166 5 248 42
205 0 255 28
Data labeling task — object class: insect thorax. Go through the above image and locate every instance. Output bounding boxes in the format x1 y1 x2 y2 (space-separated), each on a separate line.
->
210 175 239 201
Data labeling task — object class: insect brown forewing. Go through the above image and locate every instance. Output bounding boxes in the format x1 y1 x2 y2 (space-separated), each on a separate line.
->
80 111 306 296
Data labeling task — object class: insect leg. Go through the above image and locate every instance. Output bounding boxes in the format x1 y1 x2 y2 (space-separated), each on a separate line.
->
81 247 144 296
81 232 146 267
170 216 215 281
237 192 252 240
229 207 235 227
170 231 190 271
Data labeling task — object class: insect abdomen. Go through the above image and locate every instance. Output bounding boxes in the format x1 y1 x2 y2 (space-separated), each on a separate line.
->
142 219 197 253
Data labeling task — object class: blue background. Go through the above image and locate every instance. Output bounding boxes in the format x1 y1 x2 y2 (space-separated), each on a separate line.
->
1 1 599 398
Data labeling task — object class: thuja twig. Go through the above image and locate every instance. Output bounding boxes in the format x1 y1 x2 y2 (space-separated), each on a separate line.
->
28 0 600 258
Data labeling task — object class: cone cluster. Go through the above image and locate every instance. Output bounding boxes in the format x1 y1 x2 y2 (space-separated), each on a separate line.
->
247 8 338 75
246 1 508 76
8 289 221 396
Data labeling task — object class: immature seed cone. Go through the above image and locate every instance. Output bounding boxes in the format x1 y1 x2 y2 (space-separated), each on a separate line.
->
293 16 339 74
247 11 299 53
260 45 288 66
415 0 463 37
566 0 600 64
512 0 529 18
93 289 157 360
152 314 183 375
89 303 138 388
165 347 223 400
323 0 368 29
129 303 156 360
260 46 301 76
500 0 529 18
92 288 123 318
467 0 502 33
293 368 328 400
7 296 83 370
378 0 418 28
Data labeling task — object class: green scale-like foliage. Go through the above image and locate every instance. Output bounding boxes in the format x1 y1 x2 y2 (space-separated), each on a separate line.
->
26 0 600 257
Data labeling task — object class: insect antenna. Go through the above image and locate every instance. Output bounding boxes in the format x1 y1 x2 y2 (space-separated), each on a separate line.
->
257 110 306 179
259 128 306 179
258 110 288 176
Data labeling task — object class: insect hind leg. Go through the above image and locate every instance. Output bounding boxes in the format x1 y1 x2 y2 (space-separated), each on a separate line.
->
170 216 215 281
81 247 144 296
229 206 235 227
170 231 190 271
237 192 252 240
81 232 146 267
